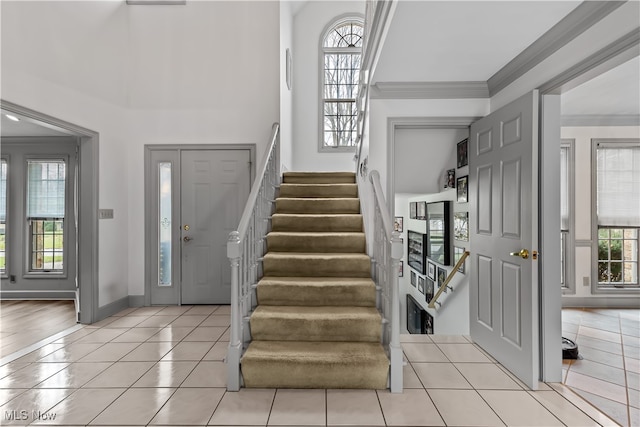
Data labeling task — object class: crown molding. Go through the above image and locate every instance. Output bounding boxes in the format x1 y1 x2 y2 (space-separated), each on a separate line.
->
561 114 640 127
371 81 489 99
488 1 626 97
126 0 186 5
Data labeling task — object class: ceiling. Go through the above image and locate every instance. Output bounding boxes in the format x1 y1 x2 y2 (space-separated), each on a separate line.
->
1 110 73 138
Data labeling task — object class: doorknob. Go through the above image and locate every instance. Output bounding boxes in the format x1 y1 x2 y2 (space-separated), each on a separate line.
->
183 236 193 242
509 249 529 259
183 225 190 231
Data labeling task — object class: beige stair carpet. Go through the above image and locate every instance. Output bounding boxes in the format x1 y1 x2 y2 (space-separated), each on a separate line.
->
241 171 389 389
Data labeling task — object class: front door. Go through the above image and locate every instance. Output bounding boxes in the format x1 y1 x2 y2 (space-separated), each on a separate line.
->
147 147 251 306
180 150 250 304
469 91 540 389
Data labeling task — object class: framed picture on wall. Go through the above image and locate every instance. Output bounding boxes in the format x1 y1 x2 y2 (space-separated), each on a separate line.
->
425 278 434 304
394 216 403 232
445 169 456 188
410 270 417 287
427 260 436 281
399 260 404 277
454 246 466 274
417 202 427 220
457 138 469 168
457 175 468 203
409 202 417 219
418 276 425 294
437 267 447 289
454 212 469 241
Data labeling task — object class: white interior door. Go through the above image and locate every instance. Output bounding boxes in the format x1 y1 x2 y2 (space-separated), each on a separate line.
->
469 91 540 389
180 150 251 304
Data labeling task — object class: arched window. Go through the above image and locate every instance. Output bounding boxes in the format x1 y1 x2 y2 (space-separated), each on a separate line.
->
320 17 364 151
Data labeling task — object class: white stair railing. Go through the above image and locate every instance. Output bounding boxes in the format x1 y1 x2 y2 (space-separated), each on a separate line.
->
369 170 403 393
227 123 280 391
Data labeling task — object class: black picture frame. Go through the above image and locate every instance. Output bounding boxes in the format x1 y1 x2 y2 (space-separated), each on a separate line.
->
437 267 447 289
427 260 436 281
410 270 417 287
409 202 417 219
418 276 425 294
445 168 456 189
394 216 403 232
457 175 468 203
407 230 427 274
425 278 434 304
454 211 469 241
457 138 468 168
399 260 404 277
426 201 451 265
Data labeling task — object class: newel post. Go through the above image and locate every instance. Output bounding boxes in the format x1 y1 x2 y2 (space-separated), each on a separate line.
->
389 230 404 393
227 231 242 391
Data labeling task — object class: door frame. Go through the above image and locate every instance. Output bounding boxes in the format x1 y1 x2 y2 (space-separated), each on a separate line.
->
1 100 99 324
144 144 256 306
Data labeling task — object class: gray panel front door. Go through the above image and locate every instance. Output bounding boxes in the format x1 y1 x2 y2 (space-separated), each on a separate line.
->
469 91 539 389
180 150 250 304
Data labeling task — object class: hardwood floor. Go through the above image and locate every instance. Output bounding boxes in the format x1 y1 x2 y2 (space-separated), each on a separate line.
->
0 300 76 357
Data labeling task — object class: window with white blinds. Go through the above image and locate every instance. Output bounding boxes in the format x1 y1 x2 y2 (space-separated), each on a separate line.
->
560 146 570 231
597 144 640 227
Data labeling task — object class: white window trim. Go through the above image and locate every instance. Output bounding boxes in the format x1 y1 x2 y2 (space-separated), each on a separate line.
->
561 139 575 294
591 138 640 293
317 13 364 154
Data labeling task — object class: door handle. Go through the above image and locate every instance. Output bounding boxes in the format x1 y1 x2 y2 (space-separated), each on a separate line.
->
509 249 529 259
183 236 193 242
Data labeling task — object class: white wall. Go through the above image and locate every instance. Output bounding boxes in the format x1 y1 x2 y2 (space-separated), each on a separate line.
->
1 1 280 307
291 1 364 172
280 1 294 171
561 125 640 303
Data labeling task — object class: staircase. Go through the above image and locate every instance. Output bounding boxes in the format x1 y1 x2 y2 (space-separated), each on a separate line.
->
240 171 389 389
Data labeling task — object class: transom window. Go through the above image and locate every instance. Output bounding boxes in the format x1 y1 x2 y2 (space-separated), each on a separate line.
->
320 18 363 151
595 142 640 289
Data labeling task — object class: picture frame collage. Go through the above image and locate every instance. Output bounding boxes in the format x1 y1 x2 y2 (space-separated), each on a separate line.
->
454 137 469 276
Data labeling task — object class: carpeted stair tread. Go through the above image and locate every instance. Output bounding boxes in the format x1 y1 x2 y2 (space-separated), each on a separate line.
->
283 172 356 184
250 305 381 342
275 198 360 214
263 252 371 277
266 232 365 253
241 340 388 389
271 214 363 232
257 277 376 306
279 183 357 198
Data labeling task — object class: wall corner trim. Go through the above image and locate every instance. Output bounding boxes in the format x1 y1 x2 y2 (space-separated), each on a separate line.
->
128 295 145 308
488 1 627 97
96 296 130 322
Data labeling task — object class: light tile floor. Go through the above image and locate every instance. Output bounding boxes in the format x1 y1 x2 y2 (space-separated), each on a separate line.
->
0 305 621 426
562 308 640 427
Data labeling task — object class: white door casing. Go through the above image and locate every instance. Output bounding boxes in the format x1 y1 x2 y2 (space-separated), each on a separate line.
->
469 91 540 390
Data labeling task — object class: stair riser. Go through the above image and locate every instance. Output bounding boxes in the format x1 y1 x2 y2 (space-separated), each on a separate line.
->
279 184 357 199
271 215 363 232
263 257 371 278
257 283 376 307
266 234 365 253
283 172 356 184
275 198 360 214
251 315 382 342
242 360 388 389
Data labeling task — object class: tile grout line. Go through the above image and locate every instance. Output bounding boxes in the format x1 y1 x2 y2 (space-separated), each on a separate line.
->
618 312 632 427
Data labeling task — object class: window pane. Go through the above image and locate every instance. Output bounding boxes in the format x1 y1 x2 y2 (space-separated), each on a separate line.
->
158 162 172 286
597 146 640 226
27 160 65 272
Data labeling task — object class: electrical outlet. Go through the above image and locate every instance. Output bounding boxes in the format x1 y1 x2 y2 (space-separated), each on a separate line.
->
583 276 590 286
99 209 114 219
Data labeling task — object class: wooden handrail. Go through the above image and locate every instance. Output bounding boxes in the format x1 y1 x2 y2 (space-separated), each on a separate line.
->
428 251 470 309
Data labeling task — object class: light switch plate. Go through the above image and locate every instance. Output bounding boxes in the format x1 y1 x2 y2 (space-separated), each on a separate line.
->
99 209 114 219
